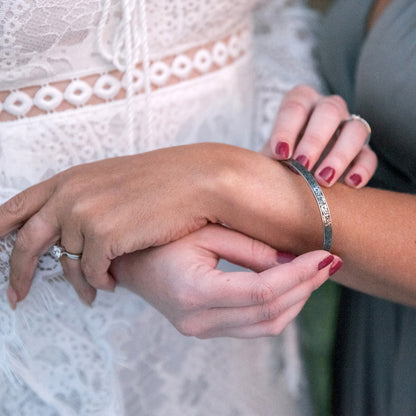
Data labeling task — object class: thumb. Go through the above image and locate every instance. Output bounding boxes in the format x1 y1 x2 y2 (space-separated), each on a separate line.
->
193 224 295 273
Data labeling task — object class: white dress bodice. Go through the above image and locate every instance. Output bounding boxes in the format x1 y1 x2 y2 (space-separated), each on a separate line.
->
0 1 323 415
1 0 262 89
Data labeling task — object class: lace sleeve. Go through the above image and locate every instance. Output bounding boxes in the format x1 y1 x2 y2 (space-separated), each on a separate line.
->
251 0 325 150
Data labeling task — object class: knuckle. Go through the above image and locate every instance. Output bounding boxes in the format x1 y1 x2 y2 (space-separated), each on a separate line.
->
330 150 350 167
85 217 112 241
250 280 275 305
329 94 348 110
259 300 284 322
303 131 326 148
1 191 27 217
28 214 55 235
291 84 316 98
249 239 269 264
70 198 94 223
320 96 346 118
283 99 310 119
14 230 33 255
328 94 347 113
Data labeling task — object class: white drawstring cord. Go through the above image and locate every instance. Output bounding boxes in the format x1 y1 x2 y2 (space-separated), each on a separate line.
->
96 0 113 63
97 0 154 154
121 0 136 154
138 0 153 151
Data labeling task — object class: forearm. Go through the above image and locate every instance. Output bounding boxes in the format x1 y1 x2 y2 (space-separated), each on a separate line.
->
326 186 416 306
204 143 416 305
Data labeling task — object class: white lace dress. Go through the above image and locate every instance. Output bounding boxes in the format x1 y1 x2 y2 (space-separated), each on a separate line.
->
0 1 323 415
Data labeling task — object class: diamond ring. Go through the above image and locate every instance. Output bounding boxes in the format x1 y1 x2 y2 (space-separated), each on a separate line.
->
51 245 82 261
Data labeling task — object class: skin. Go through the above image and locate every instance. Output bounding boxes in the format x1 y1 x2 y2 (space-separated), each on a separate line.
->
4 139 414 312
0 86 390 337
1 86 376 312
207 145 416 306
110 225 341 338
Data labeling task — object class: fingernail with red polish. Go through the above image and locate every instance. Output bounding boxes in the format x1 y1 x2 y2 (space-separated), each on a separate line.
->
7 286 17 310
329 259 344 276
349 174 362 187
319 166 335 184
275 141 290 159
295 155 310 170
277 251 297 264
318 255 334 270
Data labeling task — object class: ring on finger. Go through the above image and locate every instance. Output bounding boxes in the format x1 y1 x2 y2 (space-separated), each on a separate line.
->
51 244 82 261
345 114 371 144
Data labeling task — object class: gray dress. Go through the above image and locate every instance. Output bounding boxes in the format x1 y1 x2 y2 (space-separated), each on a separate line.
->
319 0 416 415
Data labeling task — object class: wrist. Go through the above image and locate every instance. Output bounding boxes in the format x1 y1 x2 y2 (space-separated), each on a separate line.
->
203 145 323 253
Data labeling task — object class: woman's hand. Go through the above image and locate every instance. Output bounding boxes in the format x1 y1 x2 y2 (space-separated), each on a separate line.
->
111 225 342 338
3 144 227 307
264 84 378 188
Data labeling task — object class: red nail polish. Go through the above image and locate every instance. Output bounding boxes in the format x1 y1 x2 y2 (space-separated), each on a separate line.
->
275 141 290 159
318 255 334 270
295 155 310 170
277 251 297 264
319 166 335 184
349 173 362 187
329 259 343 276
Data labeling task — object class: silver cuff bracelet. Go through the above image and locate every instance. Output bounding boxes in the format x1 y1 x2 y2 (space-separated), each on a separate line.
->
282 159 332 251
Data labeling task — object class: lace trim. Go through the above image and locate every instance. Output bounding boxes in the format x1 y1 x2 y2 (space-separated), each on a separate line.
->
0 27 250 121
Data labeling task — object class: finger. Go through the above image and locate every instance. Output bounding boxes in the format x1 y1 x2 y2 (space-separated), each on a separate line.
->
60 256 97 306
314 117 372 186
60 225 97 305
343 145 378 189
199 249 341 308
8 211 59 307
0 179 55 237
81 234 115 292
292 95 349 171
185 258 332 335
195 224 295 272
269 85 319 159
199 300 307 338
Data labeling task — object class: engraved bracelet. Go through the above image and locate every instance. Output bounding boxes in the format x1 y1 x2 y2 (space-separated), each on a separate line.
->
282 159 332 251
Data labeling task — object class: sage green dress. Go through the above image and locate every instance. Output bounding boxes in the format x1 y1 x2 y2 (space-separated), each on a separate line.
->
319 0 416 415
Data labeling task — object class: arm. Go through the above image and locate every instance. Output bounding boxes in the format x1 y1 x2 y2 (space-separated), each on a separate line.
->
207 144 416 306
3 141 414 307
1 86 395 307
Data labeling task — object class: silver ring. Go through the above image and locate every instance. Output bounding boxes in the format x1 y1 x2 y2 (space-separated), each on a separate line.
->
51 245 82 261
345 114 371 144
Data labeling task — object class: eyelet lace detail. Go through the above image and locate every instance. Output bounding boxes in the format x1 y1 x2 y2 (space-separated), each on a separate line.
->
0 27 250 121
